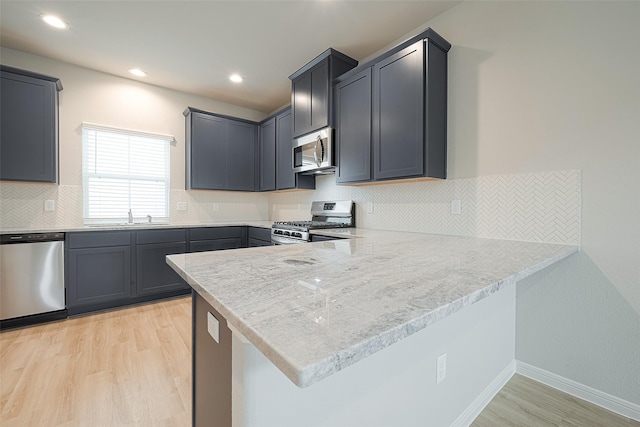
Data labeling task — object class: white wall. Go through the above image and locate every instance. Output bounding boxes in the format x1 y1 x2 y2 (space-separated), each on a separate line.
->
424 1 640 406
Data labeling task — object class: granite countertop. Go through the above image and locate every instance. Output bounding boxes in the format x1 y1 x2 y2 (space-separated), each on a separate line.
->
0 220 275 234
167 229 578 388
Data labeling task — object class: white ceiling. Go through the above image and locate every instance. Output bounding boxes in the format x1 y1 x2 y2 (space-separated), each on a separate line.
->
0 1 460 114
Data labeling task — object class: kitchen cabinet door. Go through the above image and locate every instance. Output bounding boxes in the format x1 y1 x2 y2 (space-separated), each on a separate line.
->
335 67 373 183
373 40 425 180
226 119 257 191
67 245 132 313
187 112 226 190
136 241 189 296
290 50 358 138
259 117 276 192
275 108 315 190
247 227 273 247
0 66 61 183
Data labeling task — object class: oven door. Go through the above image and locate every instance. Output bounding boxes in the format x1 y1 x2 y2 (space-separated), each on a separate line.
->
292 128 334 173
271 228 309 245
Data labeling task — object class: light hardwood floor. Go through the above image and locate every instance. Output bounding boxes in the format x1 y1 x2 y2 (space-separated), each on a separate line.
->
2 297 637 426
1 297 191 427
472 374 639 427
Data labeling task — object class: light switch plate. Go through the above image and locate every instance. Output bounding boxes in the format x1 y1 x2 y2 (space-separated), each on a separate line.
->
44 200 55 211
207 312 220 343
177 202 187 211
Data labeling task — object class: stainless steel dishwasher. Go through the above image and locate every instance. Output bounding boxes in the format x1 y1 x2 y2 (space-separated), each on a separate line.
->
1 232 66 328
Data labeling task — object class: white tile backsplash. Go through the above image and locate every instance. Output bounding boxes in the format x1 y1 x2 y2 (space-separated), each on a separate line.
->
1 169 580 246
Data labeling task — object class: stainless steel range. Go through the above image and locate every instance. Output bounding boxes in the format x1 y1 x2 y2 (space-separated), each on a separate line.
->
271 200 354 244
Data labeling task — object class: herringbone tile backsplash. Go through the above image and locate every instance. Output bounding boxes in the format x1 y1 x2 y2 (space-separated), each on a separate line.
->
270 170 581 245
1 170 580 246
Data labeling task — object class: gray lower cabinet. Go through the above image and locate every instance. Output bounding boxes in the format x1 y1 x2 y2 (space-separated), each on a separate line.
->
248 227 272 247
135 229 189 296
188 227 245 252
310 234 345 242
0 66 62 183
334 29 450 184
185 108 258 191
66 231 133 315
67 229 191 315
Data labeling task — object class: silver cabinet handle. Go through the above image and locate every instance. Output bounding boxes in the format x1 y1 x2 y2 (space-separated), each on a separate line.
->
314 135 323 167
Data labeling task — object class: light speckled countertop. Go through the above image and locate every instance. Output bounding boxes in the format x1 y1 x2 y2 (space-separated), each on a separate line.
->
167 229 578 388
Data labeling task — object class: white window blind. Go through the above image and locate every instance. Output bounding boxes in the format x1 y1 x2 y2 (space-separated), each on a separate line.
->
82 124 171 224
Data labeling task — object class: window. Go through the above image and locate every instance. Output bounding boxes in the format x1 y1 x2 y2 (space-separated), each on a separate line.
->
82 123 171 224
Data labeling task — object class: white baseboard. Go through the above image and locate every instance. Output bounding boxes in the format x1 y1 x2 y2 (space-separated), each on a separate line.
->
451 360 516 427
516 361 640 422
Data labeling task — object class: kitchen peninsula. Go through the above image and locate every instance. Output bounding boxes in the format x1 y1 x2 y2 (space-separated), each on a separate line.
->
167 229 578 427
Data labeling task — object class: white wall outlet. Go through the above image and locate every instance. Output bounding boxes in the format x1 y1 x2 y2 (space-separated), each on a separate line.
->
436 353 447 384
44 200 55 211
366 202 374 214
177 202 187 211
213 203 220 211
207 312 220 343
297 203 301 212
450 199 461 215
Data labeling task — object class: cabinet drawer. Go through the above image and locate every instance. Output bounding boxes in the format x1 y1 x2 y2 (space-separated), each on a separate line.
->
67 231 131 249
248 227 271 242
136 229 186 245
189 238 243 253
189 227 243 241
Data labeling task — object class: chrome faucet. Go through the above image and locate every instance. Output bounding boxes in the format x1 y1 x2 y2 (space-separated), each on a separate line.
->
128 209 133 224
147 214 152 223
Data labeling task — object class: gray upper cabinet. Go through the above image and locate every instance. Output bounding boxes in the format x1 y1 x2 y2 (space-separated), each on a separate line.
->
334 28 450 184
0 66 62 183
373 41 425 180
275 108 314 190
259 117 276 191
226 119 257 191
289 49 358 138
335 68 372 183
185 107 257 191
258 107 315 192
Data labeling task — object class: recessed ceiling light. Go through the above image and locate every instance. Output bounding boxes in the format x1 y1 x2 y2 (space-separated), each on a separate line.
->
41 15 68 29
128 68 147 77
229 74 243 83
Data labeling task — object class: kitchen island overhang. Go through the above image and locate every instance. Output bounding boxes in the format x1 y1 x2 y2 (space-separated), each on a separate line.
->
167 229 577 426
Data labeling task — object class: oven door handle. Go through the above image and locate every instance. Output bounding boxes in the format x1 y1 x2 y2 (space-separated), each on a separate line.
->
271 234 306 245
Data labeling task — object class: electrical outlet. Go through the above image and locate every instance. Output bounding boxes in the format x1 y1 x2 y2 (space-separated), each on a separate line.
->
450 199 461 215
297 203 301 212
366 202 374 214
207 312 220 343
213 203 220 211
436 353 447 384
177 202 187 211
44 200 55 211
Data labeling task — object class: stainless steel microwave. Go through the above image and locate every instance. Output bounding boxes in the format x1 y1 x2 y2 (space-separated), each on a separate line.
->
292 127 335 174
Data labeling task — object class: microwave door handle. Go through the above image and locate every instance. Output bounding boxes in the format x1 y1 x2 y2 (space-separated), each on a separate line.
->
314 135 323 167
